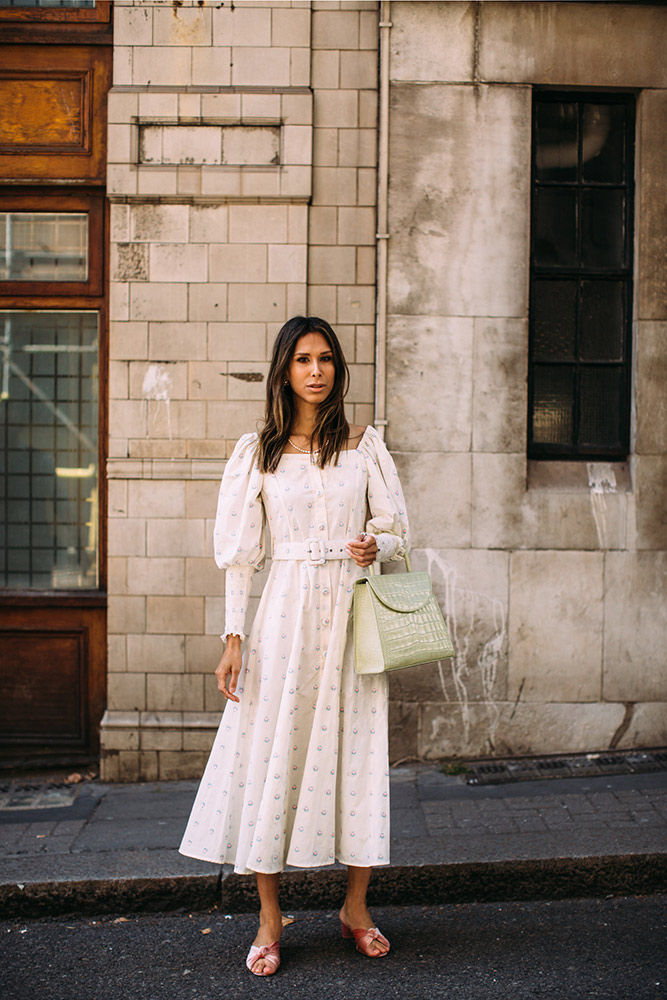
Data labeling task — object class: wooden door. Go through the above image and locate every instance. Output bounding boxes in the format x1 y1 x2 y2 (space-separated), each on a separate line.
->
0 12 111 769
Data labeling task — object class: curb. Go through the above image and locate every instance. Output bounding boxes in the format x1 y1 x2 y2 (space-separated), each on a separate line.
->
2 852 666 919
0 873 219 920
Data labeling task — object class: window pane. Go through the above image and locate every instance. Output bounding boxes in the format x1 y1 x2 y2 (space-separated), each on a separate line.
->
581 189 625 269
0 311 99 590
580 281 624 361
0 213 88 282
534 189 577 266
532 280 576 360
532 366 574 446
582 104 626 184
535 101 578 182
578 367 623 448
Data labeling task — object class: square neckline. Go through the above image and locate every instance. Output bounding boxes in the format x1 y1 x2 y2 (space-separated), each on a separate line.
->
280 424 372 458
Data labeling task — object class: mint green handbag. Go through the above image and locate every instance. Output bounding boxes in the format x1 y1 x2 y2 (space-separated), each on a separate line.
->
353 554 455 674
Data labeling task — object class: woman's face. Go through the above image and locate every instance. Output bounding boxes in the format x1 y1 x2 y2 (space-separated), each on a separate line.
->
287 332 336 407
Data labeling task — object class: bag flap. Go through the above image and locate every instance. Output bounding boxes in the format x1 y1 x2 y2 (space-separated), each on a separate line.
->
364 571 433 613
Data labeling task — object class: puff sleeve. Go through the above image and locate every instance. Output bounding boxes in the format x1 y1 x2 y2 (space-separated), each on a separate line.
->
213 432 265 641
358 425 410 563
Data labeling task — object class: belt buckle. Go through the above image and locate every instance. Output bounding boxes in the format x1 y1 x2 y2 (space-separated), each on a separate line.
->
305 537 327 566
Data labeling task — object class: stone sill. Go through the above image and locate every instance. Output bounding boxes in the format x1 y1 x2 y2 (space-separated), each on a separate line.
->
112 85 313 96
100 711 221 765
107 194 310 205
133 163 287 172
134 116 282 127
527 461 633 494
101 710 221 730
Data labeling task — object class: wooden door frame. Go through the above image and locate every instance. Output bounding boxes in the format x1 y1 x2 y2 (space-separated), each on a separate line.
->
0 29 111 767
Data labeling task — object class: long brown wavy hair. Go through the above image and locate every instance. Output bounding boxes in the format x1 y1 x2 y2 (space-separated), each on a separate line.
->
257 316 350 473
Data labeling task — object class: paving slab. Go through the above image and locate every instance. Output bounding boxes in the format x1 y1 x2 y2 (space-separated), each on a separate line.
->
0 765 665 918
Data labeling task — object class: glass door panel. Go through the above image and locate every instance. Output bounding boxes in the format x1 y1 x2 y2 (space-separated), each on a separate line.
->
0 212 88 281
0 310 99 589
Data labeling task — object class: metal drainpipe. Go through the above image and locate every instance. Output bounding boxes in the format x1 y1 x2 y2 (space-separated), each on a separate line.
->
374 0 391 441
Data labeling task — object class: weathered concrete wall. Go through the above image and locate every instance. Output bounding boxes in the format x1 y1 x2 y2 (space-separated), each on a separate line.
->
101 0 379 781
386 1 667 759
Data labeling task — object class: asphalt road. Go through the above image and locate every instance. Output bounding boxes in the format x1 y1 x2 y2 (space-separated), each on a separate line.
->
2 896 665 1000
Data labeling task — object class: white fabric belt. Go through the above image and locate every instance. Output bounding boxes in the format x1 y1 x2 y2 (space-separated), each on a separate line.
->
272 538 351 566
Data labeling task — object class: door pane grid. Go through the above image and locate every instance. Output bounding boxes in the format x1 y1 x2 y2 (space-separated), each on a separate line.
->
0 212 88 282
0 311 98 589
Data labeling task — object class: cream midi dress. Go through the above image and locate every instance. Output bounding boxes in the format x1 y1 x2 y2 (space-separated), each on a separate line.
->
179 425 409 875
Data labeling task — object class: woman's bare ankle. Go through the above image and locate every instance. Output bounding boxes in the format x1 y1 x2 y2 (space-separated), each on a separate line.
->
255 908 283 945
339 901 373 929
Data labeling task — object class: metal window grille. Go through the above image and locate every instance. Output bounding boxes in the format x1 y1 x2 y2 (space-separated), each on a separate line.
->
528 92 634 459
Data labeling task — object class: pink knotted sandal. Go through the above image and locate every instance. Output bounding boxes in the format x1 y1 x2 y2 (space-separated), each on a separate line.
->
246 940 281 976
340 920 390 958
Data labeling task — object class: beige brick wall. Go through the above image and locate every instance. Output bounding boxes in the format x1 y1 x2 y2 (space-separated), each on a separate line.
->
308 1 378 430
102 0 380 780
103 1 666 779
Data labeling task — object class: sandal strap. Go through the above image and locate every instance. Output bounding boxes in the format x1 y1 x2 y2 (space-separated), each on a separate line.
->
246 941 281 974
352 926 390 955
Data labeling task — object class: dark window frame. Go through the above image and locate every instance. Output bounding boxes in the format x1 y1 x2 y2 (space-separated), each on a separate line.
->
528 90 635 461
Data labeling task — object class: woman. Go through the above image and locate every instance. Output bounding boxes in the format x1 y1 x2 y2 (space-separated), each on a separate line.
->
179 316 409 975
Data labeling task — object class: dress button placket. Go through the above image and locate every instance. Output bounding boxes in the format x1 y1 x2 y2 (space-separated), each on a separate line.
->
312 465 333 636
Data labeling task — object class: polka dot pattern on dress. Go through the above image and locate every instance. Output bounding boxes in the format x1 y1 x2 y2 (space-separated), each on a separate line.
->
179 426 410 876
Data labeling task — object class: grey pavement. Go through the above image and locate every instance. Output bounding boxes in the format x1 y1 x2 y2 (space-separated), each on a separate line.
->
1 765 666 918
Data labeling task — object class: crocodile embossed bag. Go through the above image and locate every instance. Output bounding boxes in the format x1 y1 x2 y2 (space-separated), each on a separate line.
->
353 553 454 674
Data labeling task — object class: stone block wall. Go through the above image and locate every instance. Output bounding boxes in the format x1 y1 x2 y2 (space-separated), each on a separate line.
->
101 0 379 780
385 1 667 761
101 0 667 779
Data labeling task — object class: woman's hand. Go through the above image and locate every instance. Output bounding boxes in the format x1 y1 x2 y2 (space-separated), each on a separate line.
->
215 635 243 703
346 532 378 568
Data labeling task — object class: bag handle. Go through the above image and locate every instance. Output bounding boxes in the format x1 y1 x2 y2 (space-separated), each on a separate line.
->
369 547 411 575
